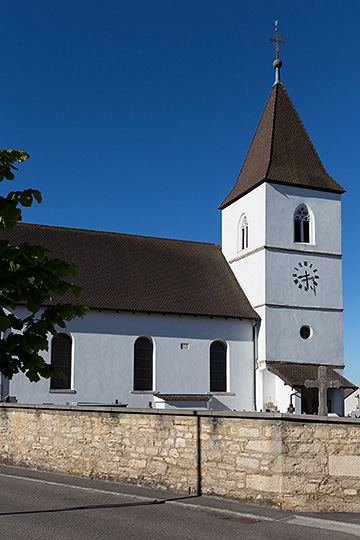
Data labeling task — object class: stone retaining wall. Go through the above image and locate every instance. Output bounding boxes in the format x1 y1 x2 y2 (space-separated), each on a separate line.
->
0 404 359 512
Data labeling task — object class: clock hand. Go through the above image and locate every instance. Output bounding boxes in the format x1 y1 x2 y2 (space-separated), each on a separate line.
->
297 271 311 289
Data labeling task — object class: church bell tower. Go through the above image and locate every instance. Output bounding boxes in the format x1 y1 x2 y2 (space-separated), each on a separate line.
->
220 25 348 414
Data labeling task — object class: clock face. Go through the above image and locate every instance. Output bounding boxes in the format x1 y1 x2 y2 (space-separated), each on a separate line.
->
293 261 319 293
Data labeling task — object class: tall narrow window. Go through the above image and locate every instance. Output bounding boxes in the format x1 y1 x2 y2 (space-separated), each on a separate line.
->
210 341 227 392
50 334 72 390
134 337 153 391
294 204 310 243
238 214 249 251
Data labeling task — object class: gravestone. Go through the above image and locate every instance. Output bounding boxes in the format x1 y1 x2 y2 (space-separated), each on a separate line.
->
304 366 340 416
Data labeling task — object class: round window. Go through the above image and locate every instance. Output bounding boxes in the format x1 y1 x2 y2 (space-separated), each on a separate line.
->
300 325 312 340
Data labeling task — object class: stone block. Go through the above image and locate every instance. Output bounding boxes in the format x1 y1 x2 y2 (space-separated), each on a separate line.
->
236 427 260 438
145 446 159 456
329 455 360 477
128 459 147 469
235 456 260 470
246 474 281 493
245 439 282 454
344 489 358 496
280 456 325 475
205 450 221 461
175 437 186 448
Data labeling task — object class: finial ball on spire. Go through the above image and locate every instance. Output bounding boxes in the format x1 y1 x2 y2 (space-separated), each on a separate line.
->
273 59 282 69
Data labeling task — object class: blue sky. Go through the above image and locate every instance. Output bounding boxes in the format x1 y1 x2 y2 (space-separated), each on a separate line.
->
2 1 360 384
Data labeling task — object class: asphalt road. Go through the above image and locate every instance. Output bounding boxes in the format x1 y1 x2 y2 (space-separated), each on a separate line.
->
0 465 359 539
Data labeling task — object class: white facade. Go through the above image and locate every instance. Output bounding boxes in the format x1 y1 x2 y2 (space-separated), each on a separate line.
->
345 389 360 417
5 308 256 411
222 182 344 413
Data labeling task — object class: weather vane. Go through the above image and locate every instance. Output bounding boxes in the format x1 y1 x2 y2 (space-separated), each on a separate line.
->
268 20 286 59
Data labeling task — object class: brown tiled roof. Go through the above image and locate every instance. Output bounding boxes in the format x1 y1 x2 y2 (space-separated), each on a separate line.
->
267 362 357 390
219 84 345 209
1 223 259 320
344 388 358 400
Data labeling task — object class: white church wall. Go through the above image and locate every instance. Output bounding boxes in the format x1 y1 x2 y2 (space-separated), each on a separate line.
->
274 376 293 412
6 308 256 412
264 305 343 365
221 183 266 261
254 307 265 361
265 249 343 308
265 183 342 254
222 183 342 261
345 389 360 416
261 368 276 411
228 250 265 310
259 370 295 413
255 361 265 411
328 387 344 416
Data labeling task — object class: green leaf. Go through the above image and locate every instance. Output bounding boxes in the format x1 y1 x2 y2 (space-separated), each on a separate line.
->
0 315 10 332
70 284 82 298
33 190 42 204
19 192 33 207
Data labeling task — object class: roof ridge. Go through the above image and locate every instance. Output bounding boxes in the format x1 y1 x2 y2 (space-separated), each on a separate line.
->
19 222 221 248
265 83 279 179
235 95 271 182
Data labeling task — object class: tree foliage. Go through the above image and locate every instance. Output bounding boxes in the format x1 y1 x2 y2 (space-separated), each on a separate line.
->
0 149 88 382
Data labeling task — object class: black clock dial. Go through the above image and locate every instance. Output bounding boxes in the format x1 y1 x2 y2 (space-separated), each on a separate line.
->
293 261 319 294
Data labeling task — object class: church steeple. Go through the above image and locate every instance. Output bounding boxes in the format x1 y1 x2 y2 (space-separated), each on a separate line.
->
221 30 347 416
219 31 345 210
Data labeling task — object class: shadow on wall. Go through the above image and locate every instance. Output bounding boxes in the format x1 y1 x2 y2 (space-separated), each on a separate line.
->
209 397 233 411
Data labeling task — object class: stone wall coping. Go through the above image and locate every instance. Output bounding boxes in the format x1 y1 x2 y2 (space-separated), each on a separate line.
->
0 402 359 425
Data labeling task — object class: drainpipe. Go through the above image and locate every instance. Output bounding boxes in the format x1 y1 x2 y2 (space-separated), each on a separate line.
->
253 321 260 412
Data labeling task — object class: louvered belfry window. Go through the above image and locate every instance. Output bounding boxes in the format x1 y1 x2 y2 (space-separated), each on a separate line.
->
294 204 310 243
210 341 227 392
134 337 153 391
50 334 72 390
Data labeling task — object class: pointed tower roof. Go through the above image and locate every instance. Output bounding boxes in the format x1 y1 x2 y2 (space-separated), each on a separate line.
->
219 53 345 209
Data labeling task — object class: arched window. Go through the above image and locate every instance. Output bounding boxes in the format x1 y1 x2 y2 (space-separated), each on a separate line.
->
237 214 249 251
50 334 72 390
134 337 153 391
210 341 227 392
294 204 310 243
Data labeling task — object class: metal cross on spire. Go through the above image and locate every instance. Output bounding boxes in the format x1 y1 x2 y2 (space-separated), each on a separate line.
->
268 21 286 86
268 20 287 59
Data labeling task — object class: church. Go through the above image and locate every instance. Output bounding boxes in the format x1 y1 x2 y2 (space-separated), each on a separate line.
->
2 42 356 415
